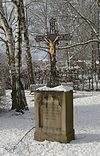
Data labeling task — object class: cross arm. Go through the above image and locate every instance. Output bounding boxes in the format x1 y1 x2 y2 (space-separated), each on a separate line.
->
58 33 72 41
35 33 72 42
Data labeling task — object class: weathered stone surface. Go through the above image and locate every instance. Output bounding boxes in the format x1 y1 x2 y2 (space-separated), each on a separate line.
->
34 89 75 143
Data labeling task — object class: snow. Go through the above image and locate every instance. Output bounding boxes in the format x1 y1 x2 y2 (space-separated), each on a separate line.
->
0 90 100 155
36 84 73 92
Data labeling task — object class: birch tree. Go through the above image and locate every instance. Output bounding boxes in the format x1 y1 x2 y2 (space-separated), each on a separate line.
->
12 0 28 111
0 0 17 109
0 0 28 111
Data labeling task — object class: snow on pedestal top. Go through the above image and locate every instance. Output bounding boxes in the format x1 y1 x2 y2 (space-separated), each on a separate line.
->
36 84 73 92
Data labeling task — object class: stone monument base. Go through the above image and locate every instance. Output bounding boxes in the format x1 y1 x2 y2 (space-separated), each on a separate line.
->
34 129 75 143
34 85 75 143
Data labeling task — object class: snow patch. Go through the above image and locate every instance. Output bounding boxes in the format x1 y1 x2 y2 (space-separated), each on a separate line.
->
36 85 73 92
1 90 100 155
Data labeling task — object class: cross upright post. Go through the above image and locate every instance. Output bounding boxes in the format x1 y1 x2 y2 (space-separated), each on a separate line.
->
35 17 72 87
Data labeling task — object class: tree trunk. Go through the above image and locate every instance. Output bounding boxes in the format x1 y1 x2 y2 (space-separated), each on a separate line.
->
20 0 35 87
14 0 28 111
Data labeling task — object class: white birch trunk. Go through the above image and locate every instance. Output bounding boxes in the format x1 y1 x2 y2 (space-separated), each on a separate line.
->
13 0 28 111
0 2 17 109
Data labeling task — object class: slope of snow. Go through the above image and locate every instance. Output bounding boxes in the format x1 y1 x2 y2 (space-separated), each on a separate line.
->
0 90 100 156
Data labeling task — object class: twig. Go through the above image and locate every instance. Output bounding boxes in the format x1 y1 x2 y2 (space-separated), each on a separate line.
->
4 126 35 152
13 126 35 150
65 0 100 40
58 39 99 50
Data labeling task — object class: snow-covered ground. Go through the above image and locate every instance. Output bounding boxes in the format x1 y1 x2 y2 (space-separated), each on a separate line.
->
0 90 100 156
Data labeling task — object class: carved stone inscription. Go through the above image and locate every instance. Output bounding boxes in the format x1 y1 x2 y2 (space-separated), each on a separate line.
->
39 93 62 132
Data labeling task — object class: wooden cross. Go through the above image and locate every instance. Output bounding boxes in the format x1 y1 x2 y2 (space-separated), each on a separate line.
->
35 17 72 87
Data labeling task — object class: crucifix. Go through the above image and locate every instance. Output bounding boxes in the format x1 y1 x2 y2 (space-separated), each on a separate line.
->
35 17 72 87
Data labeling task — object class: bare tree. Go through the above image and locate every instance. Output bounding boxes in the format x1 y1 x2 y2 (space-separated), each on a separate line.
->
0 0 17 109
0 0 28 111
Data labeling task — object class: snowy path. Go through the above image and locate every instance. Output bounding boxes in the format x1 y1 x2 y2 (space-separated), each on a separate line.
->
0 90 100 156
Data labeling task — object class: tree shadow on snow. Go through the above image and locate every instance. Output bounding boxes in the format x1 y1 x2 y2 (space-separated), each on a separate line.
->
0 106 35 130
74 103 100 143
74 133 100 144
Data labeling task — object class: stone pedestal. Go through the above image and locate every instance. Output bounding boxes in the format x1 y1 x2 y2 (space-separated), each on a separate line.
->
34 87 75 143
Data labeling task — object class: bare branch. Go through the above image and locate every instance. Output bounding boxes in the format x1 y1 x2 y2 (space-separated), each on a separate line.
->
65 0 100 41
31 45 48 53
8 6 14 23
58 39 99 50
13 126 35 150
0 36 6 43
5 126 35 152
31 39 99 51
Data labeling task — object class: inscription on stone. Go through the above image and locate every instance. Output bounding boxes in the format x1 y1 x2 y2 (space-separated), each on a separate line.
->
39 94 61 132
